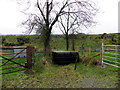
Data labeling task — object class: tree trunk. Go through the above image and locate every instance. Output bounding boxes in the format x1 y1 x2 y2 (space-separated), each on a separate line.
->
72 39 75 51
66 34 69 51
81 44 84 55
43 0 51 56
44 29 51 56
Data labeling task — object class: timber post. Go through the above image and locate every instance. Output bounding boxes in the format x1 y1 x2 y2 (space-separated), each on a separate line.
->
25 46 34 68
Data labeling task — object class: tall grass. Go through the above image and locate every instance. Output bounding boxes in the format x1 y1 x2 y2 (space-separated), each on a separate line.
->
32 53 44 73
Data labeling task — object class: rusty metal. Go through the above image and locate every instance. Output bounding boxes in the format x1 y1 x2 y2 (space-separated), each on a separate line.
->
0 48 26 67
0 56 26 68
1 46 35 75
25 46 34 68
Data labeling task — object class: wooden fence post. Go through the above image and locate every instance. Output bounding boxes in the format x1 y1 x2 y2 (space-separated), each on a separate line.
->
25 46 34 68
88 48 91 56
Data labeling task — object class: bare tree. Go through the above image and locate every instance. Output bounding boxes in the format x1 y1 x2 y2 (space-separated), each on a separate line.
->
18 0 67 55
17 0 98 54
58 0 98 50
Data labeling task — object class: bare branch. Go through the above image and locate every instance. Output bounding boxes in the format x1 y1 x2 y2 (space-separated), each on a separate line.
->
58 16 67 33
58 23 65 35
48 0 54 14
37 0 46 23
50 0 68 30
68 17 77 30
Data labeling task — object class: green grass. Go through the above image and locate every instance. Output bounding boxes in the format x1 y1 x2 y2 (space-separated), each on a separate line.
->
1 34 120 88
2 63 119 88
0 53 26 74
2 53 119 88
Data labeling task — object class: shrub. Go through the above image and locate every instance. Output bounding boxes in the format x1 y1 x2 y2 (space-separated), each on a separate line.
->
81 55 100 66
4 43 17 46
2 37 6 44
32 53 44 73
17 36 30 46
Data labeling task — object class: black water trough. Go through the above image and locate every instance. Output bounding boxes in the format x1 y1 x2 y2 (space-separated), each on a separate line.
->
52 51 79 65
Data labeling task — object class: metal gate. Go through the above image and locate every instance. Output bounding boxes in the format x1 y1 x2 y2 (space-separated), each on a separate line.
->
102 43 120 68
0 46 34 74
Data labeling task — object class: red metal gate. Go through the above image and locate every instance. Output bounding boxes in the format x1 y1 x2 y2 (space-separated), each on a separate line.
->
0 46 34 74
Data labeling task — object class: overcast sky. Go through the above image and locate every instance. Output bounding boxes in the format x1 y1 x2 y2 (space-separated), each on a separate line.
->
0 0 119 35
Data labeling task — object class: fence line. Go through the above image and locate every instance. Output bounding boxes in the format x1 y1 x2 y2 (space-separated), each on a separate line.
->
102 43 120 68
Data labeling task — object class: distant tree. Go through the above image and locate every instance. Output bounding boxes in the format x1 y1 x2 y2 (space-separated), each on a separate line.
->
58 0 98 50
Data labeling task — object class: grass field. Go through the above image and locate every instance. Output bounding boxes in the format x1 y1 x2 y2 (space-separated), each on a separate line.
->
1 33 120 88
1 52 119 88
2 62 119 88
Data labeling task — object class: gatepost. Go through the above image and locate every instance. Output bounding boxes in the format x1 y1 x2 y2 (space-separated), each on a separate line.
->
25 46 34 68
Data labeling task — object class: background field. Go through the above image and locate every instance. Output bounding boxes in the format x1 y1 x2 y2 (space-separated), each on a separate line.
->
1 33 120 88
1 33 120 51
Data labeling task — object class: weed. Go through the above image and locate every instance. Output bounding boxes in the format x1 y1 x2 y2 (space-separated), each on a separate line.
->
80 55 100 66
